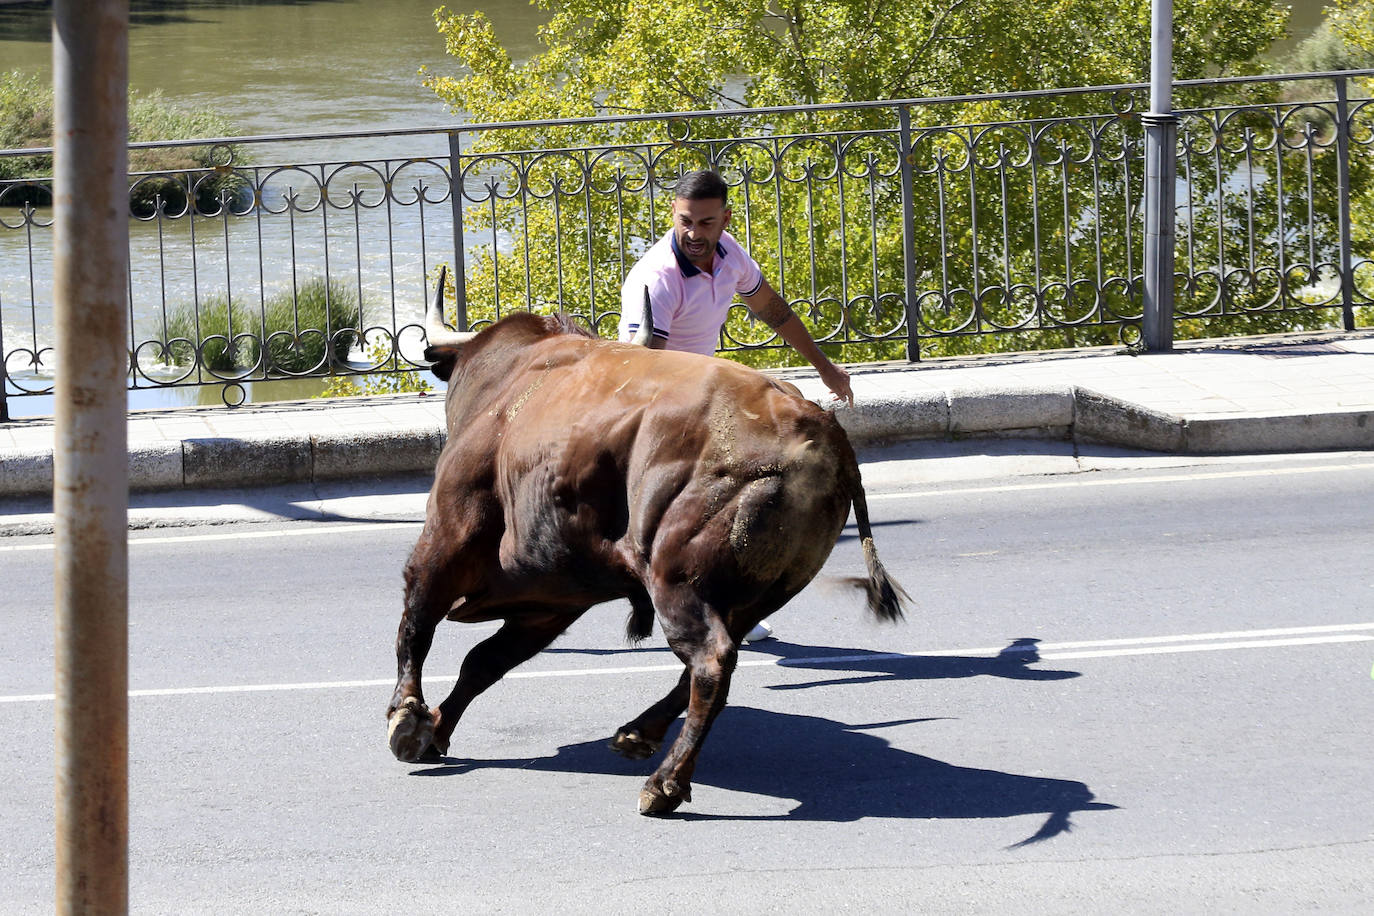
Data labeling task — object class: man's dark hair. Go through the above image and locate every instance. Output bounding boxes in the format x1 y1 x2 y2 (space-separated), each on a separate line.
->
674 169 728 205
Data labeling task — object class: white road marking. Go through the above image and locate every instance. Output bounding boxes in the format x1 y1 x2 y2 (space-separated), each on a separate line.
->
867 462 1374 501
1037 634 1371 661
0 521 421 552
2 621 1370 705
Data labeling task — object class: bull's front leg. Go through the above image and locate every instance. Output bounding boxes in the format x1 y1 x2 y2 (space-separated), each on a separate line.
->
424 611 576 758
610 668 690 760
388 537 466 763
638 618 737 816
387 616 444 764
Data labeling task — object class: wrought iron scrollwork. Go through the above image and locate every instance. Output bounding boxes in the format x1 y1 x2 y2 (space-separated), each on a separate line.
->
3 74 1370 414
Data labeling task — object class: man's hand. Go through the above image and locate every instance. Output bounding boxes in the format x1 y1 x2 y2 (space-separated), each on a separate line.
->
818 361 853 406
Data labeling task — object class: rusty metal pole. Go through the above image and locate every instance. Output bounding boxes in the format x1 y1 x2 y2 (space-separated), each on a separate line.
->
52 1 130 913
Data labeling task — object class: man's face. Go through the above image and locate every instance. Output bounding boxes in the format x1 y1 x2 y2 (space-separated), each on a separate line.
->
672 195 731 270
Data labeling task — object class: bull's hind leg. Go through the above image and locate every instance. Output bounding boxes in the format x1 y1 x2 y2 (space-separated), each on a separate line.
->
638 601 738 815
425 610 579 758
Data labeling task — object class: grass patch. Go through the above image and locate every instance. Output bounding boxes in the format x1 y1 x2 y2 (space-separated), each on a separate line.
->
164 277 362 374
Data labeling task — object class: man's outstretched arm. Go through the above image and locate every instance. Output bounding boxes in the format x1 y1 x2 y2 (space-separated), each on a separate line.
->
742 279 853 405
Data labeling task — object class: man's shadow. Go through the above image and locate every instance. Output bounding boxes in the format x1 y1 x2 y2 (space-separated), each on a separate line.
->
413 705 1115 845
544 636 1082 689
753 637 1081 690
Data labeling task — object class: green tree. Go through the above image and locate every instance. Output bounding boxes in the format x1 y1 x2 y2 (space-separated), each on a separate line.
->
424 0 1295 363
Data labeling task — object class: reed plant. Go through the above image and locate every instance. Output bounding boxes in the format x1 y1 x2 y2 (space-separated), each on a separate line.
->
164 277 362 374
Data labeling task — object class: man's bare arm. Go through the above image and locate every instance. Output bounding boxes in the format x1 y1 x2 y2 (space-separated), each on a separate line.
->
746 285 796 331
741 279 853 405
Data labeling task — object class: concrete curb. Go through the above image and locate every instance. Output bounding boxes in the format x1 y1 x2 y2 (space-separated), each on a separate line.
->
825 385 1114 447
0 427 447 497
826 388 1075 446
1182 409 1373 453
826 386 1374 455
1072 388 1186 453
2 386 1372 498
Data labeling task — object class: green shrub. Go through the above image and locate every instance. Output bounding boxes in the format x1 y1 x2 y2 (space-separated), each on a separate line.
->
316 339 433 398
0 69 247 210
164 292 254 371
164 277 362 374
1280 20 1374 73
0 70 54 197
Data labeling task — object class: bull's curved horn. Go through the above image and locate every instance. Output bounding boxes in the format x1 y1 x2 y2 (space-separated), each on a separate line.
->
425 265 479 348
630 285 655 347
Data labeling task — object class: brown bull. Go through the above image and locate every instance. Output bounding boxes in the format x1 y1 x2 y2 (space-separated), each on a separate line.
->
387 270 907 815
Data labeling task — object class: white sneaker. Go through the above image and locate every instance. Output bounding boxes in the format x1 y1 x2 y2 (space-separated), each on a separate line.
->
743 619 775 643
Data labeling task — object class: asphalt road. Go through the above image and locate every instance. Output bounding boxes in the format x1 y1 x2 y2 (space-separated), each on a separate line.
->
2 450 1373 913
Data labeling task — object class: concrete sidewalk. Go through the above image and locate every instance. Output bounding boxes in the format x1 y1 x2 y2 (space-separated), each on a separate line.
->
3 330 1372 501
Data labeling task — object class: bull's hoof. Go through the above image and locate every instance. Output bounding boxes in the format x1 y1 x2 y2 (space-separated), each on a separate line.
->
609 728 662 760
637 777 691 816
416 743 447 764
388 698 437 762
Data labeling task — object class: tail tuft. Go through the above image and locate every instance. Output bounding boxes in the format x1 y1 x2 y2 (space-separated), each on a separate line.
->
836 425 910 623
844 536 908 623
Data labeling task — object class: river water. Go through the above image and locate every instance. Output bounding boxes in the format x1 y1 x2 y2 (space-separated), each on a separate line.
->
2 0 552 413
0 0 1335 415
1 0 546 140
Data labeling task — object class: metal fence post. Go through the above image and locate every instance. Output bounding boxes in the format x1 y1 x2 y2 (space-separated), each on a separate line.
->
1142 113 1177 350
898 106 920 361
447 130 469 331
1142 0 1176 351
1335 76 1356 332
52 1 130 913
1 309 9 422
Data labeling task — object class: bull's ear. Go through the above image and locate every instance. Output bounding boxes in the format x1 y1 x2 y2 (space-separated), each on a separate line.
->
424 344 462 382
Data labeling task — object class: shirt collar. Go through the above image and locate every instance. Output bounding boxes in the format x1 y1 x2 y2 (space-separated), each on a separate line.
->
670 232 729 278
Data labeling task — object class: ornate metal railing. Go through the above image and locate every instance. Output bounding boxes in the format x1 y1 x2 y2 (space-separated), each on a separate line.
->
3 71 1372 417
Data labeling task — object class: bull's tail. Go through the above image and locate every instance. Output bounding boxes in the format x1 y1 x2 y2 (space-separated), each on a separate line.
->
844 459 909 623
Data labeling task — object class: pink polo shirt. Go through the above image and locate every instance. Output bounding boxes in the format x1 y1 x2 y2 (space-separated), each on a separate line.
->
617 229 764 356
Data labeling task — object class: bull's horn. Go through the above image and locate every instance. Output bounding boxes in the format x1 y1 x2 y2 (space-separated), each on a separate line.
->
630 285 655 347
425 265 478 348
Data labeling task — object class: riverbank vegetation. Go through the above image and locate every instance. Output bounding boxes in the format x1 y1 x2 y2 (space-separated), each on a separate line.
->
0 69 245 211
163 277 361 375
316 338 433 398
423 0 1373 365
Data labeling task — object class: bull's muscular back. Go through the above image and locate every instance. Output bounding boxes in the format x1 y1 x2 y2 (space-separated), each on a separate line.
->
432 314 854 613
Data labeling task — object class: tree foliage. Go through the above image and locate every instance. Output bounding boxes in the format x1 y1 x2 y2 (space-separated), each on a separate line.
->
428 0 1284 117
1330 0 1374 274
422 0 1318 362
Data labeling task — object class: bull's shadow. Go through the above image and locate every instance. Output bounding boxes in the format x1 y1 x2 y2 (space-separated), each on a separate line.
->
545 637 1082 687
413 706 1115 843
754 637 1081 690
